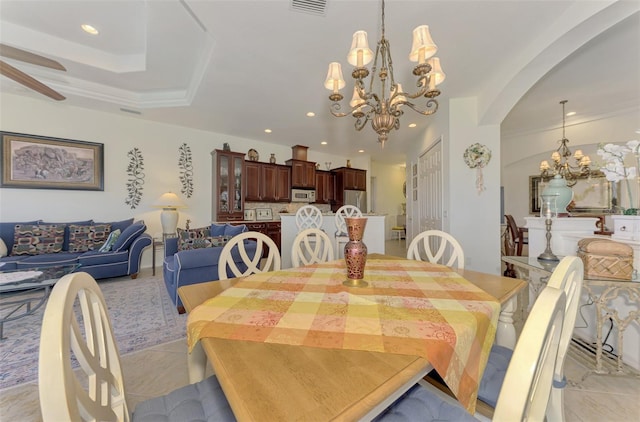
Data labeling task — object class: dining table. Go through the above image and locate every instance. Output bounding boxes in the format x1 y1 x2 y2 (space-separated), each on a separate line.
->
178 254 526 421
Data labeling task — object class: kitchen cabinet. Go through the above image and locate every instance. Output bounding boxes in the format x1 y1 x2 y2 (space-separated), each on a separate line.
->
334 167 366 191
244 162 291 202
286 159 316 189
212 149 245 221
233 221 281 256
244 161 262 201
314 170 335 204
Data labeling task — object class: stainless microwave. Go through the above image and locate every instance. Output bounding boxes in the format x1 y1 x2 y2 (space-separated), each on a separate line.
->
291 189 316 203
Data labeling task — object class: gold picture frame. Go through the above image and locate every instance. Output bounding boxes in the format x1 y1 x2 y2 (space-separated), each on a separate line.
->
1 131 104 190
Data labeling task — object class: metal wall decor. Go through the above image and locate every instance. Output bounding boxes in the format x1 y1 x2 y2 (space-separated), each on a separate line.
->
178 143 194 198
125 147 145 209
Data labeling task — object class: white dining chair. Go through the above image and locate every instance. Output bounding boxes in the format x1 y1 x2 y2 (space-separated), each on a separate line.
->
376 284 567 421
334 205 362 258
295 205 324 231
291 228 334 267
406 230 465 269
476 256 584 421
218 231 281 280
38 271 235 422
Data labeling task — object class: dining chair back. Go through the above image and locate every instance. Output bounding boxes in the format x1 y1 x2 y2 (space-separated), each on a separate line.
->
291 228 334 267
38 271 234 422
377 285 567 421
476 256 583 421
504 214 528 256
406 230 465 269
295 205 324 231
334 205 362 257
218 231 281 279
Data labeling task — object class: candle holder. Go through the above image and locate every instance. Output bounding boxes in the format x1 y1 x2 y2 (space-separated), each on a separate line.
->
538 193 560 262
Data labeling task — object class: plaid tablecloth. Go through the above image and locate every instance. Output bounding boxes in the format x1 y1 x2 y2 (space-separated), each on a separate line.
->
187 258 500 412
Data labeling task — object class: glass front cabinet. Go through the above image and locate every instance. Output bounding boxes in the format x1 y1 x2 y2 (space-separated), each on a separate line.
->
212 149 245 221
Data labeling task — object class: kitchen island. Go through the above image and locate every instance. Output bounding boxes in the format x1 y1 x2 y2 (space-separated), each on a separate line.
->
280 214 386 269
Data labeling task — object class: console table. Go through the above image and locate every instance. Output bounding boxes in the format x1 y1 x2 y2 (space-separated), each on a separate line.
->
503 255 640 378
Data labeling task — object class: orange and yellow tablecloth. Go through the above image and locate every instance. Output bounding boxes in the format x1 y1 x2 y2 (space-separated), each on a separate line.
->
187 258 500 412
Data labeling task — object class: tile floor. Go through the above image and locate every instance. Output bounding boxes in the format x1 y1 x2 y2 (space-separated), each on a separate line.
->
1 240 639 421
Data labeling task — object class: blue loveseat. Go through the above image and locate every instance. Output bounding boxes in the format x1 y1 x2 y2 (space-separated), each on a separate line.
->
163 223 257 312
0 218 151 280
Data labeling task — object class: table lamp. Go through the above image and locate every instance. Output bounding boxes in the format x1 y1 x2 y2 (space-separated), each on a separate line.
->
153 192 186 235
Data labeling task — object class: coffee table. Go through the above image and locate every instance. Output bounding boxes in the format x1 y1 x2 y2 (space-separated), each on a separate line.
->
0 264 81 339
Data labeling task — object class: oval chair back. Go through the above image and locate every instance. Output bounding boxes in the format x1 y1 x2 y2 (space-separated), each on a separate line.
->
218 231 281 280
291 228 334 267
406 230 465 269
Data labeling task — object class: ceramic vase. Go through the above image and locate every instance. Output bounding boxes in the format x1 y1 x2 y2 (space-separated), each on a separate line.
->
541 174 573 216
269 153 276 164
343 217 368 287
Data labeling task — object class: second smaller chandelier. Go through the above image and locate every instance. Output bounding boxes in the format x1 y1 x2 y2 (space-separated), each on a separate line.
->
324 0 445 148
539 100 591 187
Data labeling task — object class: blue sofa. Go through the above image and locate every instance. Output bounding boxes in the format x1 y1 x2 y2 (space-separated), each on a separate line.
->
0 218 151 280
163 223 257 312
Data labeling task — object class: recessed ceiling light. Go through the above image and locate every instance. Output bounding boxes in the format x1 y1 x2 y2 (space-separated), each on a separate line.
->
81 24 99 35
566 111 576 117
321 141 327 145
358 149 364 153
408 123 417 128
635 129 640 134
306 112 315 117
264 129 272 133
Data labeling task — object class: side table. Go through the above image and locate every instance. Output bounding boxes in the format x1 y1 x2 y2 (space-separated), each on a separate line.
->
152 238 164 276
502 255 640 379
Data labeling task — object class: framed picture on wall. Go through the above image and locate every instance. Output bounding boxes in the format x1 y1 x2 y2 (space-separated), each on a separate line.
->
1 131 104 190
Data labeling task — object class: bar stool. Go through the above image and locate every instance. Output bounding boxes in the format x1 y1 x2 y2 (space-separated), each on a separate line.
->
391 226 405 242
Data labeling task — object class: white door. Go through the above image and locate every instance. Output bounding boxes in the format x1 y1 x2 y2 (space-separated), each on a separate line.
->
418 139 443 234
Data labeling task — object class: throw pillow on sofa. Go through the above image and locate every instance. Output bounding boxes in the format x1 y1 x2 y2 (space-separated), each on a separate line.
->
99 229 121 252
68 224 94 252
224 224 247 237
177 226 212 251
111 222 146 252
12 224 65 255
0 238 7 257
91 224 111 249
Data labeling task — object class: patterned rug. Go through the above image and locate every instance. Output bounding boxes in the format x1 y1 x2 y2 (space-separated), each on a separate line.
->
0 273 186 390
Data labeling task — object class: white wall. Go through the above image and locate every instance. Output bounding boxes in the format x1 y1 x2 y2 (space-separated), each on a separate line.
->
0 93 357 265
371 161 405 239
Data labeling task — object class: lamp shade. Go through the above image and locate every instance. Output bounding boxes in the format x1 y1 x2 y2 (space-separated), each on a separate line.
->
349 86 366 108
347 31 374 67
153 192 185 209
409 25 437 64
390 83 406 107
428 57 445 85
324 62 346 92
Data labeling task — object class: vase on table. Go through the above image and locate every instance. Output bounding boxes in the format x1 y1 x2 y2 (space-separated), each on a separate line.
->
343 217 368 287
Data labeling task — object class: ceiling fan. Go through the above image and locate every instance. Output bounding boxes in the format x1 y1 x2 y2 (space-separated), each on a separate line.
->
0 43 66 101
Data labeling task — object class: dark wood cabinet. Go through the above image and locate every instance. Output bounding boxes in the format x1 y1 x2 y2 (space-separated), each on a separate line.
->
286 159 316 189
244 162 291 202
235 221 281 255
314 170 335 204
212 149 245 221
335 167 366 191
244 161 262 201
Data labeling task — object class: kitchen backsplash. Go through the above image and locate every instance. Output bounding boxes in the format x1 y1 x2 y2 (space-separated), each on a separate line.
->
245 202 331 219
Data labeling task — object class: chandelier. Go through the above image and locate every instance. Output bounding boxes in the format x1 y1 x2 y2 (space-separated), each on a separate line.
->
324 0 445 148
539 100 591 187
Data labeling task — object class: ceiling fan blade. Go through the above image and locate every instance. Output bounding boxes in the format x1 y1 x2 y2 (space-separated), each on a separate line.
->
0 43 66 71
0 60 65 101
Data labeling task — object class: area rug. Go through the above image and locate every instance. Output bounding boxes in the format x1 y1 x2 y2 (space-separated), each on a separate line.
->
0 273 187 390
